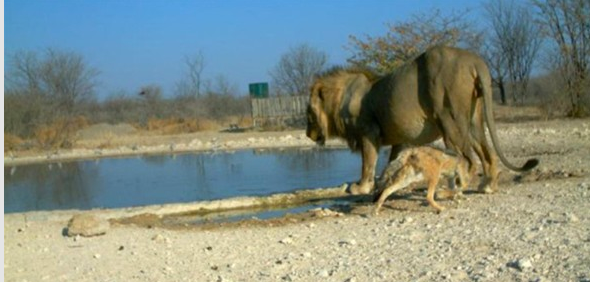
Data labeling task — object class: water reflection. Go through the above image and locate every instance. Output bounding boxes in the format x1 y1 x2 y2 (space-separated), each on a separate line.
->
5 161 98 212
4 148 390 213
260 148 335 172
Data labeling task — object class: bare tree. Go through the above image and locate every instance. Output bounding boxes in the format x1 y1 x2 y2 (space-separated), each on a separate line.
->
485 0 543 105
5 51 42 94
269 44 327 96
38 49 99 114
205 74 238 96
5 51 48 135
347 9 482 74
138 84 162 100
139 84 164 119
176 51 205 98
481 43 510 104
534 0 590 117
5 49 98 135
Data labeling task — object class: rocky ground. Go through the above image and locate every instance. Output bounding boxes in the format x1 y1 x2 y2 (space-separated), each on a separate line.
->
4 118 590 282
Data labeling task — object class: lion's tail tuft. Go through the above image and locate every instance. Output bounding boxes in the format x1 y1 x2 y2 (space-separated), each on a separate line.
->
477 63 539 172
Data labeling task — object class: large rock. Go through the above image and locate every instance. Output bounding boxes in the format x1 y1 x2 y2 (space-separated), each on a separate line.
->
66 214 110 237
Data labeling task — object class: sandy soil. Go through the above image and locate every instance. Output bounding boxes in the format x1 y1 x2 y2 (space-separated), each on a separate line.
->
4 118 590 282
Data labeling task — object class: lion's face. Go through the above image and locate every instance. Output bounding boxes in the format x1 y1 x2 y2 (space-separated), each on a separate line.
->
306 82 329 145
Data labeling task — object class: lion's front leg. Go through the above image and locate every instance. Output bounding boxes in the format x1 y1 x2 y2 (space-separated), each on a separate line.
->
349 137 379 195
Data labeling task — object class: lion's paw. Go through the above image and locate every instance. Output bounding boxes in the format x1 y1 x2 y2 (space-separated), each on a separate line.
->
480 185 495 194
349 182 373 195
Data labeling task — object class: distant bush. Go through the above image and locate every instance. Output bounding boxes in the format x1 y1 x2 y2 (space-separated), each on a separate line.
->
90 93 251 128
4 49 255 148
4 134 23 152
146 117 219 134
168 94 251 121
77 93 252 135
34 116 89 149
5 92 252 149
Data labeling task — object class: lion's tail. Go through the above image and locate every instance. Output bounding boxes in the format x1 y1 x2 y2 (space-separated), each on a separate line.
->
477 64 539 172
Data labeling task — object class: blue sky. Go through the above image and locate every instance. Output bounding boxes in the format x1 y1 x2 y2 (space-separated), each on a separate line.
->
5 0 487 99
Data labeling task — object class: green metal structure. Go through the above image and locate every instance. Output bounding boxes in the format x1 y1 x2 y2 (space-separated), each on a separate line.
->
249 82 269 98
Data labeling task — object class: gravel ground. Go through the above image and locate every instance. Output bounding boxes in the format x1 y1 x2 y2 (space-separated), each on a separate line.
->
4 118 590 282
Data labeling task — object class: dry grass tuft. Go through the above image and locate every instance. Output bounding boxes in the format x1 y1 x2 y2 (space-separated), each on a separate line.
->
4 134 24 152
146 118 222 135
34 116 89 149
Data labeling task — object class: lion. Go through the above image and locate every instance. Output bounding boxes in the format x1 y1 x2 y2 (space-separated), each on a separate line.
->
306 46 538 195
373 146 469 214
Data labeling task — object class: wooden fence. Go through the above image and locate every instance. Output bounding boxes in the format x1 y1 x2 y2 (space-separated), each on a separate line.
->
251 95 308 127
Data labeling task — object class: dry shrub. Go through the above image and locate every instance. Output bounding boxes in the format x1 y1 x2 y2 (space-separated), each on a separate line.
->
146 118 221 134
194 119 222 131
225 115 253 129
34 116 89 149
146 118 173 131
238 116 253 128
537 94 569 120
493 104 545 122
4 134 24 152
96 132 116 149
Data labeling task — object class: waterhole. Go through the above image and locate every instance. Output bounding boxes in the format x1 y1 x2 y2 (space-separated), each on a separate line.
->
5 148 390 214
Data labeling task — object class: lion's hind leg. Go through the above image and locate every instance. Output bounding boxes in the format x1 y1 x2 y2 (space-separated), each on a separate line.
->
373 165 422 215
453 157 470 200
470 102 499 194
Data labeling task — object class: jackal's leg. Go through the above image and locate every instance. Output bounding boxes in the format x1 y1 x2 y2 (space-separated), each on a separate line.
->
373 166 421 215
426 174 445 212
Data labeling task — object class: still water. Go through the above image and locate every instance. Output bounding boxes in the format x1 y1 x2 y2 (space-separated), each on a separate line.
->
5 148 391 213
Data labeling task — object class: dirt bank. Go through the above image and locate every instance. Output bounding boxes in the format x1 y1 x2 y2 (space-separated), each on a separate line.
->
4 129 346 166
4 118 590 281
